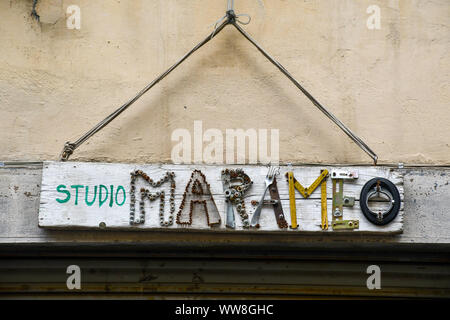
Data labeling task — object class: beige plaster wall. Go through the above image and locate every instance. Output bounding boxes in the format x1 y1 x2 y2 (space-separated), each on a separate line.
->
0 0 449 164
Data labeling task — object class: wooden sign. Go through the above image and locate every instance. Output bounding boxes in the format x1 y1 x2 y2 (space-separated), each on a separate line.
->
39 161 404 234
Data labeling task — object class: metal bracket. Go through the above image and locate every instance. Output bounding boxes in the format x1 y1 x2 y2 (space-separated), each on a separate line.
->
331 170 359 231
332 220 359 230
330 170 359 180
343 196 355 207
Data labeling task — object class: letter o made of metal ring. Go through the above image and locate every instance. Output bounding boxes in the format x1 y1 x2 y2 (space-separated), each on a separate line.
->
360 177 401 226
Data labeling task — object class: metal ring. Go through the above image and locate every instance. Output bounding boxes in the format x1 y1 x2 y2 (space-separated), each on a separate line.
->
360 178 401 226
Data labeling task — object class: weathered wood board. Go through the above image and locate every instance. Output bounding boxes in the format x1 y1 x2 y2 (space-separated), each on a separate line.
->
39 161 404 234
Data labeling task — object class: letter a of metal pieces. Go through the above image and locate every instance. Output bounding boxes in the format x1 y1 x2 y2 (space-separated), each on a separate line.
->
250 176 288 229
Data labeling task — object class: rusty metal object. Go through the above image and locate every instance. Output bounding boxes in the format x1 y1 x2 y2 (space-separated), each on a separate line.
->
177 170 221 227
221 168 253 229
268 177 288 229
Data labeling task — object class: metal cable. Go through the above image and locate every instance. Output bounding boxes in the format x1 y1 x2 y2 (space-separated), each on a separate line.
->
60 19 229 161
231 21 378 164
60 7 378 164
227 0 234 11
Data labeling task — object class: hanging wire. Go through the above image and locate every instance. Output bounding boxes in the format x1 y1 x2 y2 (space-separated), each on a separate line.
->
60 0 378 164
211 0 250 38
59 17 229 161
231 21 378 164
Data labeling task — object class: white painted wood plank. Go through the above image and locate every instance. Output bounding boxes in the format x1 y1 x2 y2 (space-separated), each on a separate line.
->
39 161 404 234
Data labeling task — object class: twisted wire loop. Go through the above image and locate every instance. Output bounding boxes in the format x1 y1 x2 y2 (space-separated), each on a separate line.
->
60 1 378 164
60 142 76 161
210 2 251 39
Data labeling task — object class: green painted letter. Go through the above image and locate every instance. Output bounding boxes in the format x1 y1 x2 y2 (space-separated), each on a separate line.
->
56 185 70 203
115 186 126 206
99 184 108 207
109 185 114 207
70 185 83 205
85 186 97 206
